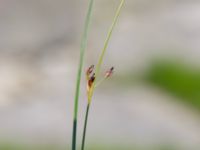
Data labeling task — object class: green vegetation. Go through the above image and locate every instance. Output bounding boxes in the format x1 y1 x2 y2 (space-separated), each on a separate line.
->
145 60 200 110
72 0 94 150
82 1 125 150
0 143 66 150
0 143 178 150
73 0 125 150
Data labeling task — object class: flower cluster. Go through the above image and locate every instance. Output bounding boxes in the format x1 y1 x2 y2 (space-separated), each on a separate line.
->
86 65 114 99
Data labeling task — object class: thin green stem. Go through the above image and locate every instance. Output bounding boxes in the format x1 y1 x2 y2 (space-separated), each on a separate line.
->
95 0 125 78
88 0 125 102
81 103 90 150
80 1 125 150
95 77 106 88
72 0 94 150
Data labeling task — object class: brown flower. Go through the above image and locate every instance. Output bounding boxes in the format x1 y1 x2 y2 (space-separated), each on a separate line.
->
86 65 94 80
105 67 114 78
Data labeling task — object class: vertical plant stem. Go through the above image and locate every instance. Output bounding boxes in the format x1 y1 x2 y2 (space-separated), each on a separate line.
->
81 103 90 150
95 0 125 78
89 0 125 101
72 0 94 150
81 0 125 150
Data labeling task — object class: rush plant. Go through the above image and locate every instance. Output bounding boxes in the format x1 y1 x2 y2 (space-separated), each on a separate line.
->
72 0 94 150
72 1 125 150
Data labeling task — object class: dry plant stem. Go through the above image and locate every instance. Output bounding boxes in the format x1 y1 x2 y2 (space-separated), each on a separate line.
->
72 0 94 150
81 1 125 150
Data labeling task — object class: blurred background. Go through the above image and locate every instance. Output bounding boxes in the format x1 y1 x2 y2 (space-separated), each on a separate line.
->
0 0 200 150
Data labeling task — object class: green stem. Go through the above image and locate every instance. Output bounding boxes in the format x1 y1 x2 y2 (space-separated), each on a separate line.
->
95 0 125 78
72 0 94 150
89 0 125 101
72 119 77 150
81 0 125 149
81 104 90 150
95 77 106 88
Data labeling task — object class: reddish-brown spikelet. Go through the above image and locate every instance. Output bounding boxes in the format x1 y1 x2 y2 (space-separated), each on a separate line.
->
87 73 95 97
86 65 94 80
105 67 114 78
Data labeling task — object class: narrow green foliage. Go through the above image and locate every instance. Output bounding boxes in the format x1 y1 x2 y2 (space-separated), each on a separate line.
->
81 104 90 150
72 0 94 150
88 0 125 102
81 1 125 150
145 60 200 110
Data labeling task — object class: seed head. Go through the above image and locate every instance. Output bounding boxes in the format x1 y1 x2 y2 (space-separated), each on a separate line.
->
86 65 94 80
105 67 114 78
87 73 95 96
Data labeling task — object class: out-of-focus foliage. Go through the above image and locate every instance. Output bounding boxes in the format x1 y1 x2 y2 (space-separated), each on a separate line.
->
145 60 200 110
0 143 177 150
0 143 66 150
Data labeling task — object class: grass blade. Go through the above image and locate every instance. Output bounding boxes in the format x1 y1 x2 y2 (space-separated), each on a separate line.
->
72 0 94 150
81 104 90 150
88 0 125 102
81 1 125 150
